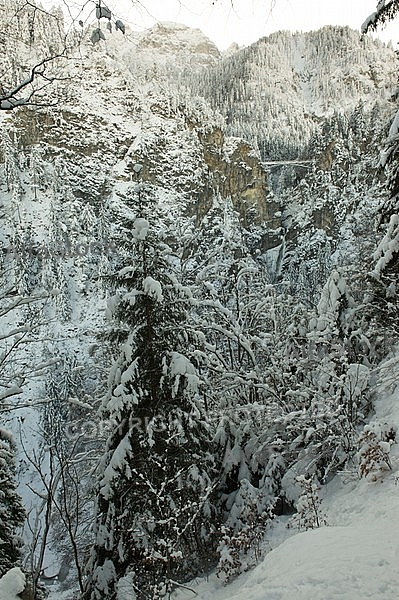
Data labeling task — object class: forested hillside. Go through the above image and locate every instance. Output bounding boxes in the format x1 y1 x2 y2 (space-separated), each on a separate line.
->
191 26 397 159
1 2 399 599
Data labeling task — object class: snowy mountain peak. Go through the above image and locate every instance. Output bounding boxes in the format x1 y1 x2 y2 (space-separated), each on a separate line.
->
137 21 220 62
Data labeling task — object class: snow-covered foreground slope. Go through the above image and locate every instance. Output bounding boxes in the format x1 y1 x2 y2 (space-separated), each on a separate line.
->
173 367 399 600
194 524 399 600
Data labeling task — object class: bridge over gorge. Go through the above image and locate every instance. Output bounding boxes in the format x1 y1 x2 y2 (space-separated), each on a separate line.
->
262 159 315 170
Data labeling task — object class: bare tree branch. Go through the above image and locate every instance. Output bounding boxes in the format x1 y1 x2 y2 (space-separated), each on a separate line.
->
0 0 129 110
0 52 68 110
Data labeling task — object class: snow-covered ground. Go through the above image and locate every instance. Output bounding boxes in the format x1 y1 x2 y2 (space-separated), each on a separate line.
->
177 522 399 600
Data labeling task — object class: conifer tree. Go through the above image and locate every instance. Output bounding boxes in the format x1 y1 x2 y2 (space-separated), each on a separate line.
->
362 1 399 33
361 4 399 349
0 428 25 577
84 190 219 600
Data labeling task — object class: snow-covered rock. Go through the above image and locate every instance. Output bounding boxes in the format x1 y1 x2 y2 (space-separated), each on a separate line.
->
137 21 220 64
0 568 26 600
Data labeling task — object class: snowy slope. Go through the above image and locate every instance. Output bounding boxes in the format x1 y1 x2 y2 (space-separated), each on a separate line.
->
173 359 399 600
189 524 399 600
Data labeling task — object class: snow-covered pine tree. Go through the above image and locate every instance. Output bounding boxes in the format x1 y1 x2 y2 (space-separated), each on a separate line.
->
362 1 399 33
242 271 370 501
0 428 25 577
362 2 399 341
84 191 219 600
301 271 372 473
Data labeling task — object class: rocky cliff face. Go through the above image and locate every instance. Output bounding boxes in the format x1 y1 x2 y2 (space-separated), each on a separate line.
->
136 21 220 64
198 129 279 227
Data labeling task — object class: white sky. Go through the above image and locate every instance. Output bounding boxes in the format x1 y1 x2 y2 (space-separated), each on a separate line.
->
47 1 398 50
110 0 398 50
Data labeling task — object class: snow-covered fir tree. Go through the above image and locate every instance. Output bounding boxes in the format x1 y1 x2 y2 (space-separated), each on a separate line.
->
0 428 25 577
84 189 220 600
